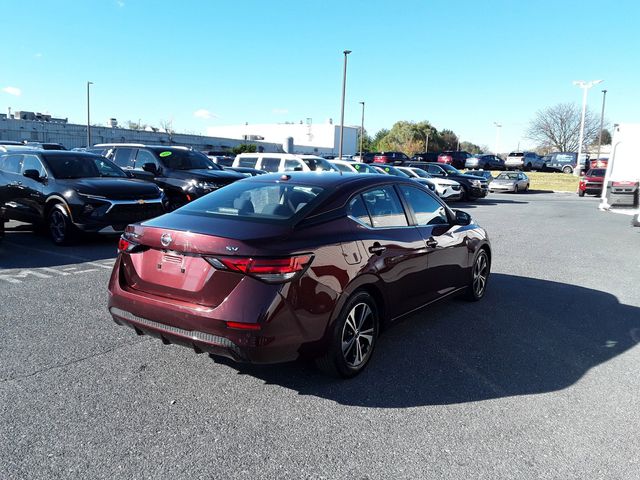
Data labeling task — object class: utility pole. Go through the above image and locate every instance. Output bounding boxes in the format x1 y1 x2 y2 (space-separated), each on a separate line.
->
596 89 608 162
338 50 352 160
86 81 93 147
359 101 365 159
573 79 603 176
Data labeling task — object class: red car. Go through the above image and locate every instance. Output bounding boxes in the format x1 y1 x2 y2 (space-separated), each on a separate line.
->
372 151 411 164
437 151 472 169
579 168 606 197
108 173 491 377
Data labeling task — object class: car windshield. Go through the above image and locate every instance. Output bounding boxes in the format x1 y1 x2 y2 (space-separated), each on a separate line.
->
156 149 217 170
44 154 126 179
379 166 410 177
440 164 461 175
496 173 519 180
409 168 430 178
177 180 324 222
588 169 606 176
302 157 338 172
352 163 378 174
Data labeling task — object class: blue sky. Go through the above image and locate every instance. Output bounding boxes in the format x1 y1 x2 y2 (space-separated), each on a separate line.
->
1 0 638 151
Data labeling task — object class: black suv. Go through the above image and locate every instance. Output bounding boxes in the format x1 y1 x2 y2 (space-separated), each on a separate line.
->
94 144 245 209
0 150 165 244
407 162 489 200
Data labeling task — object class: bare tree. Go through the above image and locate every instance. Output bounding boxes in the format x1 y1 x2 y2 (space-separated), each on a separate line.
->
159 119 175 142
527 103 601 152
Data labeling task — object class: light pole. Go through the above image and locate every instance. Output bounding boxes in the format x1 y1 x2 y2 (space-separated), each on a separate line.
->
338 50 351 160
358 101 365 159
493 122 502 156
424 133 429 153
86 81 93 147
596 89 608 162
573 79 603 176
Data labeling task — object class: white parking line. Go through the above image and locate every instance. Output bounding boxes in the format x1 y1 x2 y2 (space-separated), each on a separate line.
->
0 260 115 284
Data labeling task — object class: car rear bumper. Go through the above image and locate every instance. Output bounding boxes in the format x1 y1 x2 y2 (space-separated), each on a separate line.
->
107 256 313 364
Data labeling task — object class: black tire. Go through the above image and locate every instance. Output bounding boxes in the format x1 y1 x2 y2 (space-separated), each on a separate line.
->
316 291 380 378
578 189 585 197
562 166 573 174
514 185 519 193
526 163 532 171
47 204 75 245
461 186 469 201
464 249 490 301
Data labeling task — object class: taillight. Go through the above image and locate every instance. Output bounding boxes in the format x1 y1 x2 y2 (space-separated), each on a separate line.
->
117 234 147 254
205 255 313 283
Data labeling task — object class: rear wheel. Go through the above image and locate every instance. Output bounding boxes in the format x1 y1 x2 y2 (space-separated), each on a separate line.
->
48 205 75 245
316 291 379 378
464 249 490 301
514 185 519 193
562 166 573 174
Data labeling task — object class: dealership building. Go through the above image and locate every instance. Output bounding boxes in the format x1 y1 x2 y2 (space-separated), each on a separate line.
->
207 120 359 156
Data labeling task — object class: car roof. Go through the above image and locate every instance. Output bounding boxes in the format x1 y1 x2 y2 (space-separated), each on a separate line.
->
94 143 192 151
245 171 413 188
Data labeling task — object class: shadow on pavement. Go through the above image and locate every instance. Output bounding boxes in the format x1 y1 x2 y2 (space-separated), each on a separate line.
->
0 224 117 269
218 273 639 407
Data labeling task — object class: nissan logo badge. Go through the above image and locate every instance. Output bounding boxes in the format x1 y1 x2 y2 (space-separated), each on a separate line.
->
160 233 173 247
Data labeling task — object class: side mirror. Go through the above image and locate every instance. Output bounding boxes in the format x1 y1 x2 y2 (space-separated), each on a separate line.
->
23 169 43 182
454 209 472 226
142 163 158 175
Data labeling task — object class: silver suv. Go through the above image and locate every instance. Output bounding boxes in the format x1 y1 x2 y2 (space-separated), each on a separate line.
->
505 151 544 171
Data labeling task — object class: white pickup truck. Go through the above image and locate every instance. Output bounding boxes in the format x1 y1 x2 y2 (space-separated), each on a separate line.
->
599 123 640 226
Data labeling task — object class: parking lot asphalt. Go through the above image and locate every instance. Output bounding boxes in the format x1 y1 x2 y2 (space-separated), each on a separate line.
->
1 192 638 479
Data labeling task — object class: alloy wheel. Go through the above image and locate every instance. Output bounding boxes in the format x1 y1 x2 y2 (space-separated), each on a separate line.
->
341 302 375 368
49 210 67 243
472 252 489 298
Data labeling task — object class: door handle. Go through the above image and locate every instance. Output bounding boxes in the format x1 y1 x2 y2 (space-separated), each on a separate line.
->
368 244 386 255
426 238 438 248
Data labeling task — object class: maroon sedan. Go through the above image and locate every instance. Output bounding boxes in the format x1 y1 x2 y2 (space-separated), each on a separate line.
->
108 172 491 377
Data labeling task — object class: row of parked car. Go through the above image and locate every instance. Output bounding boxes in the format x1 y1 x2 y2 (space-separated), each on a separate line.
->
352 149 600 174
0 142 498 244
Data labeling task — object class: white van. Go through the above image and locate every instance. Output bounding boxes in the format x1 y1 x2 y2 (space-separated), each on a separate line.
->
599 123 640 225
232 153 338 173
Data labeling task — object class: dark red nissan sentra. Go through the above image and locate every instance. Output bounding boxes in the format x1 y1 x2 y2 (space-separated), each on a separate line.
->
108 172 491 377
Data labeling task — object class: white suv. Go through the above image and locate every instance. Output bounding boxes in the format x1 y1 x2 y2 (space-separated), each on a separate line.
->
233 153 338 173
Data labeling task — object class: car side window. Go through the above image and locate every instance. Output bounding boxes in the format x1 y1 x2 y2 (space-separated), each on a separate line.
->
260 157 281 172
238 157 258 168
348 195 372 227
21 154 46 177
134 149 160 170
284 159 302 171
0 154 23 173
361 186 408 228
112 148 134 168
399 185 448 226
426 165 442 175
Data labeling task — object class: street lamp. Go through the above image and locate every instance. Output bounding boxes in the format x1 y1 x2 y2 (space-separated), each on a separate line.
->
573 79 603 176
338 50 352 160
493 122 502 156
86 81 94 147
358 101 365 159
596 89 608 162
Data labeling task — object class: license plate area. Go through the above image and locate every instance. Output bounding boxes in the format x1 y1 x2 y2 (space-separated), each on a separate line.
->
159 252 186 273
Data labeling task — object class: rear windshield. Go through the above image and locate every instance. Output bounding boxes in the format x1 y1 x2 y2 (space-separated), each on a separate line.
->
496 172 519 179
44 154 126 179
154 149 215 170
177 181 324 222
508 152 524 157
